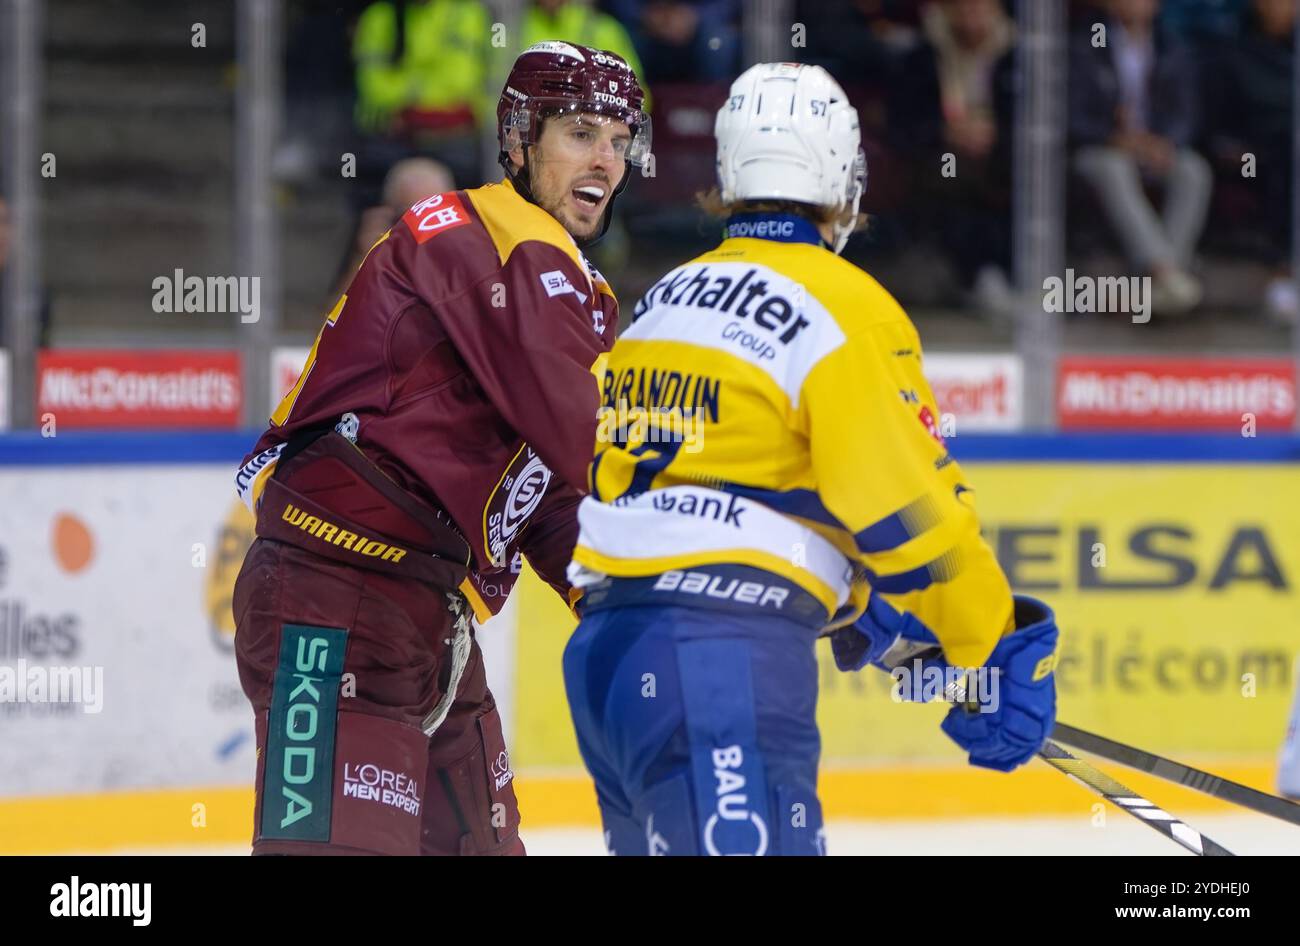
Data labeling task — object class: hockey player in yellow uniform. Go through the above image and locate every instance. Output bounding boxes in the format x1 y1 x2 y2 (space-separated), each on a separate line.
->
561 62 1060 855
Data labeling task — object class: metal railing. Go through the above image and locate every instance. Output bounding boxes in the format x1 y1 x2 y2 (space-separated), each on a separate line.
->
1 0 43 431
235 0 283 429
1013 0 1067 431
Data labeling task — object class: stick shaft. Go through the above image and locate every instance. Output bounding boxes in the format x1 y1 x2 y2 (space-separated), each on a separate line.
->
1037 741 1235 856
1053 722 1300 827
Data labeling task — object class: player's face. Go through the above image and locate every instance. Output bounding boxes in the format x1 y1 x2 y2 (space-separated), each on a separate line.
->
525 113 631 241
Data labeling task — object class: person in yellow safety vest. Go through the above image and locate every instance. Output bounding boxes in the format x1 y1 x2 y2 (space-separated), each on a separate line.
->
352 0 492 136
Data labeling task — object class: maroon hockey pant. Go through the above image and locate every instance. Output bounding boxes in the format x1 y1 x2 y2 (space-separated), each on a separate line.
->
233 537 524 855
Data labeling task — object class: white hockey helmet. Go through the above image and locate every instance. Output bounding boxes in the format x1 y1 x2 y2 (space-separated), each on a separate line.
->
715 62 866 254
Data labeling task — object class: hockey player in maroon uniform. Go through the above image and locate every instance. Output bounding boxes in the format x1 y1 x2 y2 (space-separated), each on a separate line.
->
231 42 649 855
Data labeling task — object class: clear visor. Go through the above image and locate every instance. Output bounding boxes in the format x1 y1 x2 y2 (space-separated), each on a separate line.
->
504 98 652 168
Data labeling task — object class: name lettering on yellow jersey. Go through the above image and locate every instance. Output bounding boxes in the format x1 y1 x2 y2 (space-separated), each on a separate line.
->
633 265 811 345
602 368 722 421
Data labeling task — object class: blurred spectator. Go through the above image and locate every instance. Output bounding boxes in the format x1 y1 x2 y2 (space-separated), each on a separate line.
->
891 0 1017 312
1069 0 1212 315
332 157 455 298
518 0 645 84
795 0 924 87
607 1 740 81
1157 0 1249 40
1205 0 1296 322
352 0 492 191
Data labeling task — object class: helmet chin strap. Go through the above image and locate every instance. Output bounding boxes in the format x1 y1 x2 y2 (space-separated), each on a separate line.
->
499 144 537 203
498 143 629 248
583 168 630 248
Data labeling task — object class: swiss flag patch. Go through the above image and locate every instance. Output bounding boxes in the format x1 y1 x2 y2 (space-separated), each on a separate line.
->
402 192 471 243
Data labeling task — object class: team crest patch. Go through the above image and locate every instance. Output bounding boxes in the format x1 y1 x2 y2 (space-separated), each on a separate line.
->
402 193 471 243
483 446 552 567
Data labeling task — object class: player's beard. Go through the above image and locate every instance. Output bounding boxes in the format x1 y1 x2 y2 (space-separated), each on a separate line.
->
537 184 605 244
547 199 601 243
528 160 615 245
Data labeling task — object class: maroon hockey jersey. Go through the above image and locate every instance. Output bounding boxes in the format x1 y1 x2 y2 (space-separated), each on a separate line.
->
236 179 618 619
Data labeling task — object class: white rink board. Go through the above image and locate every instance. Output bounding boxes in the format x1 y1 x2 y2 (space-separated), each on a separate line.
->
924 352 1023 431
0 465 257 795
0 459 518 799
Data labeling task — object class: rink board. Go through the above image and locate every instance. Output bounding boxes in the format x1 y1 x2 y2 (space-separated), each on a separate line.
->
0 432 1294 851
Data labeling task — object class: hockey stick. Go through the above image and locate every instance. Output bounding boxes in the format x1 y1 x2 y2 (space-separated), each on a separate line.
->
1052 721 1300 827
1036 741 1234 856
937 677 1234 855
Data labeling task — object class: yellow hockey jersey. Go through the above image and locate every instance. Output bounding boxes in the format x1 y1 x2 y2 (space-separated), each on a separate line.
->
568 223 1014 669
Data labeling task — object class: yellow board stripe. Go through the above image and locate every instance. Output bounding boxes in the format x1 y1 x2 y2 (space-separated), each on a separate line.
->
0 785 255 854
0 760 1275 853
516 760 1279 825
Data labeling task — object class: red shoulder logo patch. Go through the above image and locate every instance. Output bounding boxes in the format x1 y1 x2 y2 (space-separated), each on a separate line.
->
402 193 471 243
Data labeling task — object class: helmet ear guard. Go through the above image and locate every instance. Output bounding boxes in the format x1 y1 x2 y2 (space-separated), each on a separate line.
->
499 109 528 156
829 142 868 255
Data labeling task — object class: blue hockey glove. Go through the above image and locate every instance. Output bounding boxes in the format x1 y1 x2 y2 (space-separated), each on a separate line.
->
940 595 1059 773
830 593 949 700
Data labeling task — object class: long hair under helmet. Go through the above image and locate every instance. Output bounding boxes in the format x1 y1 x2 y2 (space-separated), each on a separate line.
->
496 41 651 245
714 62 866 254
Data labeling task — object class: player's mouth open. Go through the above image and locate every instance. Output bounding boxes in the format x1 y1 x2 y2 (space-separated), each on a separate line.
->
572 184 606 209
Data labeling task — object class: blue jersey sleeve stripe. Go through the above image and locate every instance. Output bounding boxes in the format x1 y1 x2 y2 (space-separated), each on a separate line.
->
855 512 913 554
855 495 942 554
866 545 961 594
866 563 934 595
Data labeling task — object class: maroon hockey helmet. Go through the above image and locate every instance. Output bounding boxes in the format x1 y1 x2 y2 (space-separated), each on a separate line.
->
496 42 650 241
